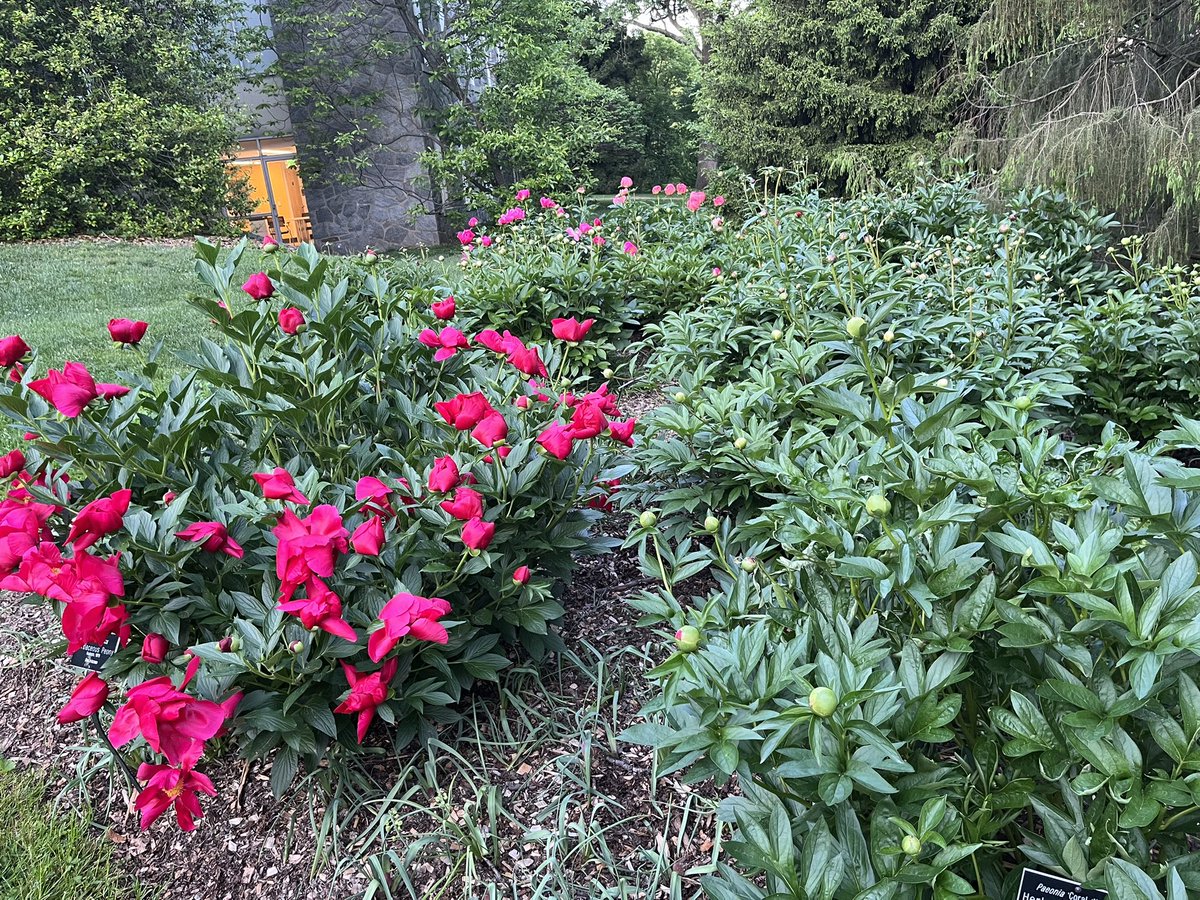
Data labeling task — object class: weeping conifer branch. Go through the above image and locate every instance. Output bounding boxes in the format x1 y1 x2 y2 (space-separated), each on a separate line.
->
958 0 1200 258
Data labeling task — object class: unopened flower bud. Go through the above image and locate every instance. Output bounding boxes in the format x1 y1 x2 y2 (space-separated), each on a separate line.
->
808 686 837 717
674 625 701 652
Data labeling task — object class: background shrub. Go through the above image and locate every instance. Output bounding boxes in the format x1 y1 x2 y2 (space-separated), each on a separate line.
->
0 0 247 240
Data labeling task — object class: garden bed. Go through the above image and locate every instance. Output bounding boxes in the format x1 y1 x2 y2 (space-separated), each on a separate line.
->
0 537 722 899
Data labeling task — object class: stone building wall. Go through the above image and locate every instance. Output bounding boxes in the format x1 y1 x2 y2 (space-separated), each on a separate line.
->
269 0 443 252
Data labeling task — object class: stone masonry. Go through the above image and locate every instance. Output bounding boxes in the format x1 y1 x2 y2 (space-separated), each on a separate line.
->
269 0 442 251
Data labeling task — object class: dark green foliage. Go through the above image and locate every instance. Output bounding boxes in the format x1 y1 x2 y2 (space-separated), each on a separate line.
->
703 0 982 189
587 30 701 188
0 0 248 240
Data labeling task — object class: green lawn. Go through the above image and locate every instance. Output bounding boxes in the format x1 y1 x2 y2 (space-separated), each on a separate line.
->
0 765 150 900
0 241 211 386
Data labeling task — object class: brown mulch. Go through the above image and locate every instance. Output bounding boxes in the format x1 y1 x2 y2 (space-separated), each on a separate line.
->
0 529 720 900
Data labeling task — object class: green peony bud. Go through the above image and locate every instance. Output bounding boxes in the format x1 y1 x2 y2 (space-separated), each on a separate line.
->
771 329 783 341
733 436 748 450
638 511 657 529
740 556 758 572
602 368 615 379
1014 396 1033 411
901 835 922 856
704 515 720 533
846 316 867 339
882 329 895 343
808 686 837 717
675 625 701 652
866 493 891 518
674 391 688 403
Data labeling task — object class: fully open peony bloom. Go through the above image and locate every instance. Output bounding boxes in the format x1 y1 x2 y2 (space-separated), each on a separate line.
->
110 676 235 765
440 487 484 521
434 392 495 430
253 468 309 505
427 456 460 493
279 307 305 335
713 195 726 207
57 673 110 724
623 241 638 255
273 505 349 602
418 326 471 361
0 506 46 572
28 362 100 417
135 740 217 831
277 576 358 642
108 319 148 345
461 517 495 552
686 191 707 212
432 296 456 320
457 229 476 245
368 594 451 662
551 317 595 343
142 632 169 664
335 658 399 742
515 188 531 202
0 335 30 368
536 423 574 459
351 515 385 556
176 521 244 558
67 489 132 550
242 272 274 300
619 176 633 189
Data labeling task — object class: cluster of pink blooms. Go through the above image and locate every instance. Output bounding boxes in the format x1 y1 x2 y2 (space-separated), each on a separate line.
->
566 218 607 246
0 292 635 831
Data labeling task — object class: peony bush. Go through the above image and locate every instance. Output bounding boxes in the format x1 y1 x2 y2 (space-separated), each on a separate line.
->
0 237 633 830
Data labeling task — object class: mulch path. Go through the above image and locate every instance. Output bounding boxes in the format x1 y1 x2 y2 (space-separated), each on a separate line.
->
0 522 721 899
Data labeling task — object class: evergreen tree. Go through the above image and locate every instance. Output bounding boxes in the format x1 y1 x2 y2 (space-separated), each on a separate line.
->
958 0 1200 257
702 0 981 190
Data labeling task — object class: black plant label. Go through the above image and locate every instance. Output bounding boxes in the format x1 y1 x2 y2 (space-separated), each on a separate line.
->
67 633 120 672
1018 868 1108 900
